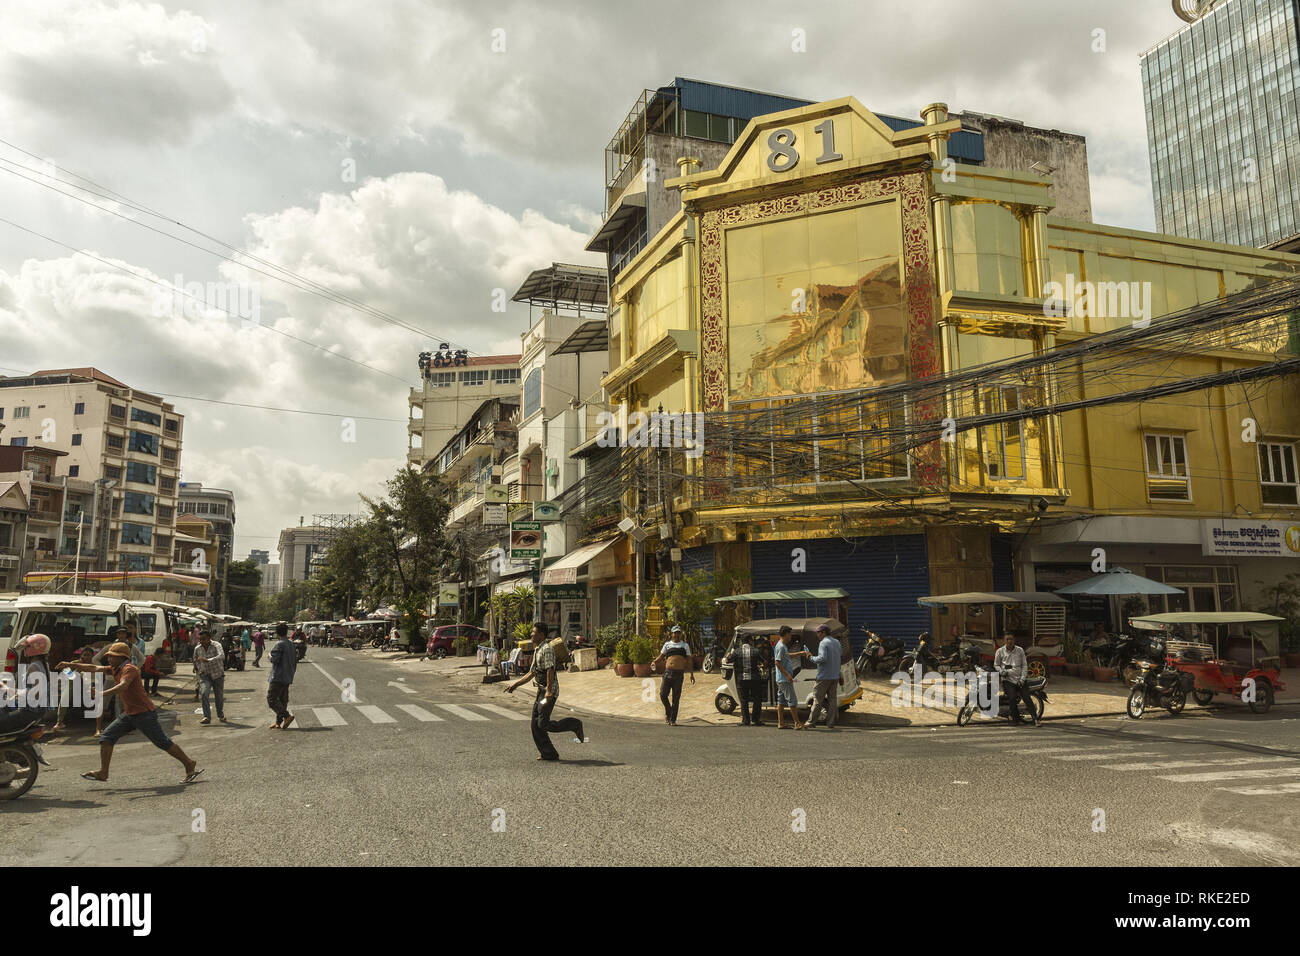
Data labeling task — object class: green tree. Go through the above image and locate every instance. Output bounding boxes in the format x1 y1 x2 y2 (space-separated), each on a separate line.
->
665 568 725 654
225 558 263 619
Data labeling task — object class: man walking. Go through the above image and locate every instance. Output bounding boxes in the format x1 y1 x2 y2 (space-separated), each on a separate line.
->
802 624 842 730
774 625 806 730
252 627 265 667
192 628 228 725
505 621 585 761
57 642 203 784
656 624 694 726
268 622 297 729
995 632 1038 726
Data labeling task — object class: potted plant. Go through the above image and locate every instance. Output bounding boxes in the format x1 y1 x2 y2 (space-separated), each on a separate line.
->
631 636 655 677
613 639 634 677
1092 663 1118 682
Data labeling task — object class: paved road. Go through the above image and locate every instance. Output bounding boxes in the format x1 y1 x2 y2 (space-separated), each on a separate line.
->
5 649 1298 866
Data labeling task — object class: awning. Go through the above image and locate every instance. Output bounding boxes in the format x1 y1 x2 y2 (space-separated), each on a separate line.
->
715 588 850 604
493 575 535 595
540 538 621 586
917 591 1066 607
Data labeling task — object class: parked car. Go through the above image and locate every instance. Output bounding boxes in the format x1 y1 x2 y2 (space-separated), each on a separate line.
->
423 624 489 659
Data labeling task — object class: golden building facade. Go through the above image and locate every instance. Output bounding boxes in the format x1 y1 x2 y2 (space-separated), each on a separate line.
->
600 96 1300 639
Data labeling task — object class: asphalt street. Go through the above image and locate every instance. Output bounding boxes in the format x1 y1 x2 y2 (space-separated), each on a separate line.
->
4 648 1299 867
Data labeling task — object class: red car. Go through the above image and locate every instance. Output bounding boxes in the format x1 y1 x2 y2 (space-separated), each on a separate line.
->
424 624 488 659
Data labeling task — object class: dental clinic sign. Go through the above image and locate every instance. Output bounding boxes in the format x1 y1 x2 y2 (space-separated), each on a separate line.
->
1201 519 1300 558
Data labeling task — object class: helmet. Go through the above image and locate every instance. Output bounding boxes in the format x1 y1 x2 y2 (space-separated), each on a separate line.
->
18 633 51 657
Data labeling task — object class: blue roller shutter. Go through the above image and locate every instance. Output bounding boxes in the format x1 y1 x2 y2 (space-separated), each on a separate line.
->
748 534 930 654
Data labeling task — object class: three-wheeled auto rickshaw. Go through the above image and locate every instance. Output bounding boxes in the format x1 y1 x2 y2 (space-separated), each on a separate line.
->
1130 611 1288 714
711 617 862 717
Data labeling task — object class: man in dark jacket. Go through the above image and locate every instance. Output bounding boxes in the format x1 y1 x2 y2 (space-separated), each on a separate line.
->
267 622 298 729
730 634 767 727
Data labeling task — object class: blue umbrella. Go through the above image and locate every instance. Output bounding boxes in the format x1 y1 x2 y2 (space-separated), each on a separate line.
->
1055 568 1183 596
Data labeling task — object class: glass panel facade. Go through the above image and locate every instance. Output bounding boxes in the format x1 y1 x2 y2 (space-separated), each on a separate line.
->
725 202 906 401
1140 0 1300 247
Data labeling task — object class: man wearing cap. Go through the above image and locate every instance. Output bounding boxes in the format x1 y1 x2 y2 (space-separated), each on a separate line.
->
57 642 203 784
802 623 842 730
655 625 695 726
191 628 228 725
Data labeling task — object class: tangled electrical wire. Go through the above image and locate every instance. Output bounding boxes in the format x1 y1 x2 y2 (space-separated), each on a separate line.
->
557 272 1300 526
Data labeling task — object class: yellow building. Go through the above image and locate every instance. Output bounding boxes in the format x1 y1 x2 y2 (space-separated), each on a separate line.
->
598 96 1300 639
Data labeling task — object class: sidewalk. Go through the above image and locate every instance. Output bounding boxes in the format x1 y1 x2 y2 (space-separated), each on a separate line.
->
380 651 1300 727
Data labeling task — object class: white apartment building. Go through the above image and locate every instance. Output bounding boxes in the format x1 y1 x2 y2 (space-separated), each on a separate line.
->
260 562 281 597
407 352 521 469
277 524 330 586
0 368 185 577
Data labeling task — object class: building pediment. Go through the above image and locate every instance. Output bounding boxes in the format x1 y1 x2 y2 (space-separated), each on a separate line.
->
665 97 960 203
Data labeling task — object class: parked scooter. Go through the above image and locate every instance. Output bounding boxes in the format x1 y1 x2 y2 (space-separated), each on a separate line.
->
957 665 1049 725
701 639 723 674
856 629 905 676
0 705 50 801
292 632 308 662
899 632 980 675
1126 660 1194 719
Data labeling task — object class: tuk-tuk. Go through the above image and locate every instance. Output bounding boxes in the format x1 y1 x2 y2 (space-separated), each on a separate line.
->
712 617 862 717
1130 611 1288 714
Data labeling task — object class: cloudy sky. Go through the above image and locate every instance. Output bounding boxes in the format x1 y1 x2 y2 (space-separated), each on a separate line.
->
0 0 1180 559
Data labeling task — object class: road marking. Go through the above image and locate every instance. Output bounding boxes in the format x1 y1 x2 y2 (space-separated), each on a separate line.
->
997 746 1109 755
1218 781 1300 796
1050 751 1164 761
1156 766 1300 783
357 705 396 724
472 703 530 721
309 662 361 703
334 656 347 661
395 704 443 722
434 703 489 722
312 707 347 727
387 682 418 695
1103 756 1292 772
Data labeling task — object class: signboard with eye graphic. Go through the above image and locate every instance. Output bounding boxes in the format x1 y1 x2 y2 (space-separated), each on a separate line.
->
533 500 560 523
510 520 543 560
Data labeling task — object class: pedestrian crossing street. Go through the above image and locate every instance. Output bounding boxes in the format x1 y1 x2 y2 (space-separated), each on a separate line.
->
293 701 531 727
888 724 1300 797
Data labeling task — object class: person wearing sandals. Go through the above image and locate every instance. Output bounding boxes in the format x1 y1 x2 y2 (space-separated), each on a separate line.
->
56 641 203 785
655 625 694 726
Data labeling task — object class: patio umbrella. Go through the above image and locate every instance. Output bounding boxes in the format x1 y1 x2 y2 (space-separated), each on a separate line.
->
1054 568 1183 596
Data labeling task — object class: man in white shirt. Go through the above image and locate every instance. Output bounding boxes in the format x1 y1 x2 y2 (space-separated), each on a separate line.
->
993 633 1037 726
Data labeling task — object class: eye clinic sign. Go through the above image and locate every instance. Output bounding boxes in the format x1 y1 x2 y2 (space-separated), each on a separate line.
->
1201 519 1300 558
509 521 542 560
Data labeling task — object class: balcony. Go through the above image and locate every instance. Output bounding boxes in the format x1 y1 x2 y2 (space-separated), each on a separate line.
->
64 511 92 525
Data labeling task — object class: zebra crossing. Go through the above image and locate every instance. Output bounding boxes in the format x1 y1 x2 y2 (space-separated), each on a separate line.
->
294 700 530 727
885 724 1300 797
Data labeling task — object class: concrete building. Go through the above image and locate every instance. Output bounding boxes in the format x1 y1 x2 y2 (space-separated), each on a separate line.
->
0 473 31 594
587 78 1093 284
260 562 281 597
1141 0 1300 251
173 512 218 608
0 368 185 582
277 524 330 586
248 549 269 564
407 353 522 469
177 483 236 612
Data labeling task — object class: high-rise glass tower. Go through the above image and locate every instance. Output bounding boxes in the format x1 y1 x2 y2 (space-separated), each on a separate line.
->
1140 0 1300 249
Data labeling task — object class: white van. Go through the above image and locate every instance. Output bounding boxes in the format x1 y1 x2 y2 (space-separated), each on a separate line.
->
2 595 133 674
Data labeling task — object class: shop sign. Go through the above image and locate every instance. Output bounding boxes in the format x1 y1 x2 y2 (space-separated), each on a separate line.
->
1201 520 1300 558
510 521 543 559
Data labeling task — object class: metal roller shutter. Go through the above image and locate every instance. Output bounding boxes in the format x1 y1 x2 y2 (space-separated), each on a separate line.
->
748 534 931 653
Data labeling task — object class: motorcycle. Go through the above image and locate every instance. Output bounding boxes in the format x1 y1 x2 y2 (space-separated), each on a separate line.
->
701 640 723 674
957 665 1049 725
899 632 980 676
856 629 905 676
1126 660 1194 719
292 634 308 662
0 705 50 801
